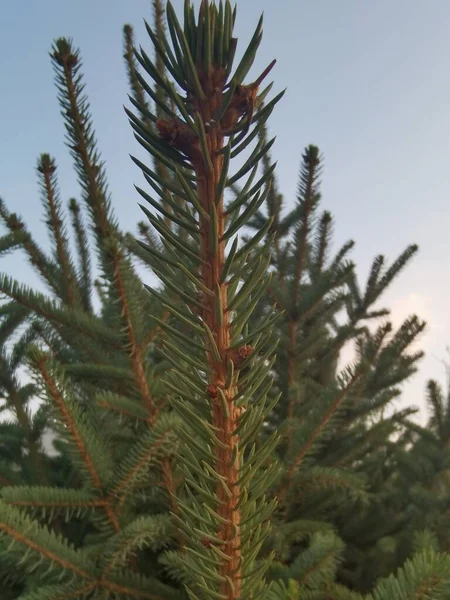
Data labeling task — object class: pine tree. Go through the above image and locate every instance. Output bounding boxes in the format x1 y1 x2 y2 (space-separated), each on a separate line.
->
0 1 284 597
233 133 431 593
124 1 287 596
0 21 182 600
1 2 450 600
365 374 450 580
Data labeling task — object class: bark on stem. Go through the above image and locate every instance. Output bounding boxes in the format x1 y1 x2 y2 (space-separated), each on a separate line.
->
41 166 76 306
195 70 242 599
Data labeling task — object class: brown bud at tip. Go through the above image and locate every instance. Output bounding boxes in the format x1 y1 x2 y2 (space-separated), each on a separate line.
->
226 345 255 368
238 345 254 360
206 384 218 398
220 59 276 136
156 118 201 164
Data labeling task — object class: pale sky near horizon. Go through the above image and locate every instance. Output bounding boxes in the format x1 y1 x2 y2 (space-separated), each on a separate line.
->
1 0 450 422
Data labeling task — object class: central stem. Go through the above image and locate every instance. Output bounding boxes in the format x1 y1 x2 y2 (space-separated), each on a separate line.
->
195 72 242 598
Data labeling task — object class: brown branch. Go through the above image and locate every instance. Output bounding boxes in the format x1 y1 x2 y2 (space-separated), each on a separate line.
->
35 355 120 533
1 286 122 356
287 320 296 420
161 458 185 547
111 251 155 418
111 252 183 527
286 153 318 430
123 24 152 129
151 0 177 229
158 50 279 600
109 432 170 509
177 63 243 598
38 156 76 306
8 390 47 485
0 522 91 579
293 159 316 306
97 400 151 422
199 122 240 597
287 281 332 432
61 62 112 241
0 205 57 293
0 523 170 600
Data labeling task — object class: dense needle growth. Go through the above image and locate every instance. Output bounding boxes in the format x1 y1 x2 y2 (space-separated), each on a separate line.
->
0 2 450 600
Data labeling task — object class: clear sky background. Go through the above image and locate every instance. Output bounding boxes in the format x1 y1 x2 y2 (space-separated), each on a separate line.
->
1 0 450 422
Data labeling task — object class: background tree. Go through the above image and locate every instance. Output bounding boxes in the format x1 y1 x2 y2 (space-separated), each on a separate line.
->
236 140 429 596
0 20 183 600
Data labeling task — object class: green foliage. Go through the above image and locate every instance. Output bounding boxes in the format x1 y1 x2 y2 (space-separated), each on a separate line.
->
0 1 449 600
368 550 450 600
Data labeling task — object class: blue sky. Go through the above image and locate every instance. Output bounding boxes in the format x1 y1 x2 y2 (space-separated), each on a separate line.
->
2 0 450 421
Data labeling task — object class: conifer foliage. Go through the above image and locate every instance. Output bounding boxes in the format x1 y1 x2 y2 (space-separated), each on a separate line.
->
1 2 450 600
126 2 285 597
238 130 436 596
0 11 183 600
